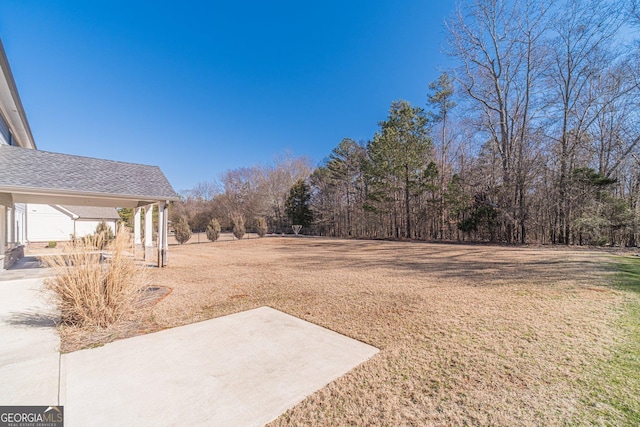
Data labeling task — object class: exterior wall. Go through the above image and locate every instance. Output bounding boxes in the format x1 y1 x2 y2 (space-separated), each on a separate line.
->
26 204 117 242
26 204 73 242
74 219 116 238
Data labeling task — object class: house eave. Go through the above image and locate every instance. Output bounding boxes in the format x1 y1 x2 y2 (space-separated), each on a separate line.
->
0 185 179 208
0 40 36 149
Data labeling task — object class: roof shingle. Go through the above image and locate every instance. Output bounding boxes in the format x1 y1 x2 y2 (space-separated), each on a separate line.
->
0 145 178 201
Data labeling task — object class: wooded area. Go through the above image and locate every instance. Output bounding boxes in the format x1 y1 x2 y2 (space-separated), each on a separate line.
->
170 0 640 246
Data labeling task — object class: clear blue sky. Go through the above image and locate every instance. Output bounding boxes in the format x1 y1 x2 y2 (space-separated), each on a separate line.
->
0 1 455 193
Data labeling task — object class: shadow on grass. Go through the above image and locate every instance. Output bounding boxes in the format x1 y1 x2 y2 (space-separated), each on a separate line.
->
270 238 603 287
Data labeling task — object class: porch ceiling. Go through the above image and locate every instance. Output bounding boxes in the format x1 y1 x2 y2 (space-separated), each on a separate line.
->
7 191 160 208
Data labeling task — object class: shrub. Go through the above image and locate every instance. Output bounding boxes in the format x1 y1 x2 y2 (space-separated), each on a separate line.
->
256 217 268 237
94 220 115 249
232 215 246 240
206 218 221 242
47 241 57 249
44 227 147 328
174 216 192 244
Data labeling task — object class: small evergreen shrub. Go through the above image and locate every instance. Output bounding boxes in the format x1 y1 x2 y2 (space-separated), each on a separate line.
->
232 215 246 240
206 218 221 242
256 217 268 237
95 220 114 239
174 216 192 244
94 220 115 249
47 241 57 249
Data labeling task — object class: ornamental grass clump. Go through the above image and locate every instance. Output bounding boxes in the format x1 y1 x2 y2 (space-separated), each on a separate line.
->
44 226 147 328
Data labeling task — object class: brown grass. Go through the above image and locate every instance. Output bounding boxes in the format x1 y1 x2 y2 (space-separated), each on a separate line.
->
137 237 632 426
61 237 634 424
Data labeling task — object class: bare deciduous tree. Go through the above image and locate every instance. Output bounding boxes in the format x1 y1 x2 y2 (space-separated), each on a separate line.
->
447 0 552 243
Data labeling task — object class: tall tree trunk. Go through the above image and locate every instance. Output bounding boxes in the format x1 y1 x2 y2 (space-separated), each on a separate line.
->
405 165 411 239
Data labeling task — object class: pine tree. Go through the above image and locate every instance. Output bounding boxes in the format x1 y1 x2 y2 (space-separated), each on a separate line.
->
285 179 313 228
256 217 268 237
232 215 246 240
205 218 221 242
174 216 192 244
365 100 432 239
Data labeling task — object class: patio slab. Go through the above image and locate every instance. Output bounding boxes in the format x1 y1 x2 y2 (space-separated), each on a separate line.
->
61 306 379 427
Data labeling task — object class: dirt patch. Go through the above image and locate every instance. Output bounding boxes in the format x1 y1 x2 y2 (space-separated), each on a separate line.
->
138 286 173 307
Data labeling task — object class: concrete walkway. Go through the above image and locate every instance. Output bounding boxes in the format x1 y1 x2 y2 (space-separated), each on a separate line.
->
0 272 379 426
0 277 60 405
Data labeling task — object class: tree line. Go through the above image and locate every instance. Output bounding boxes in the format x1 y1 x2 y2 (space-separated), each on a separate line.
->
167 153 314 236
172 0 640 246
313 0 640 245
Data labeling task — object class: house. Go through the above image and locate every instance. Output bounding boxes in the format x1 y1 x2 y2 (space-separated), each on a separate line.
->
0 39 179 269
26 204 120 243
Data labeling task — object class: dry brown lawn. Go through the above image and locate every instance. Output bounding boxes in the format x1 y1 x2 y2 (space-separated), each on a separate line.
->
142 237 632 426
63 236 635 425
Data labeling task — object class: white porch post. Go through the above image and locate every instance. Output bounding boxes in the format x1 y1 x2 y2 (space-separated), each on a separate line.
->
144 205 154 262
157 201 167 267
7 207 14 247
0 206 6 270
134 207 142 256
163 202 169 266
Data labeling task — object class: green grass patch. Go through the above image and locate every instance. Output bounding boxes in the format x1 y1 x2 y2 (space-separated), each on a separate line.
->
614 257 640 294
579 256 640 425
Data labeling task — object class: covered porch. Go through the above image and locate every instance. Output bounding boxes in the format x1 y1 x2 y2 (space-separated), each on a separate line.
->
0 144 179 269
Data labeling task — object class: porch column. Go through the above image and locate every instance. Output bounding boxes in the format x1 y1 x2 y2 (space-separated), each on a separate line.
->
162 202 169 266
157 201 167 267
7 207 14 247
134 207 142 255
0 206 6 270
144 205 154 262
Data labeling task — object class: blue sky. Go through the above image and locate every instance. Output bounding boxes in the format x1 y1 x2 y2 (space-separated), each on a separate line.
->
0 1 456 193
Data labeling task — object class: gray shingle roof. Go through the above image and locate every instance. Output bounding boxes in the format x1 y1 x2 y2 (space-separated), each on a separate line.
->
0 145 179 201
59 205 121 220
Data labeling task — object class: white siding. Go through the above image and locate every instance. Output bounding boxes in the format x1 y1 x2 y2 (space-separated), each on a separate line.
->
74 220 116 238
26 204 73 242
26 204 118 242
